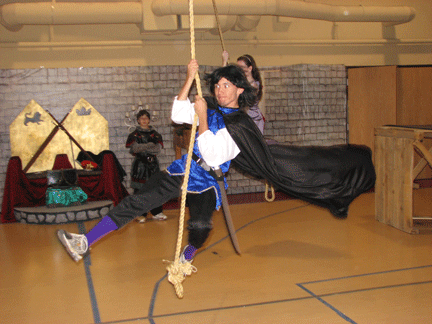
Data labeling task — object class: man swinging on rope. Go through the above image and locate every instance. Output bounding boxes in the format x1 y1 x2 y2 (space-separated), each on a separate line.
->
57 59 257 265
58 59 376 265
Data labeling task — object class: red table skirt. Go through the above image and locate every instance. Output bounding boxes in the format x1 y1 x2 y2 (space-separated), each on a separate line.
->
1 154 128 223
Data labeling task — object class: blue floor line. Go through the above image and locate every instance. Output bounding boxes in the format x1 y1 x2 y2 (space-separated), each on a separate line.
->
296 263 432 324
148 274 167 324
297 283 357 323
78 222 101 324
297 279 432 324
299 264 432 285
97 280 432 323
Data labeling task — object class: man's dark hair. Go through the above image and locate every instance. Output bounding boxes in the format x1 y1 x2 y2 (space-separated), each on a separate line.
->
204 64 257 110
136 109 150 121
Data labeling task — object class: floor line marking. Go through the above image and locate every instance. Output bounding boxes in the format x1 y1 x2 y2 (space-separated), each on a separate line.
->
299 264 432 285
78 221 101 324
97 280 432 323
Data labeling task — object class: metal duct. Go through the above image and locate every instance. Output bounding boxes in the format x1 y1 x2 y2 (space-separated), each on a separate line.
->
152 0 416 25
236 16 261 31
0 0 416 32
0 1 238 32
0 2 143 31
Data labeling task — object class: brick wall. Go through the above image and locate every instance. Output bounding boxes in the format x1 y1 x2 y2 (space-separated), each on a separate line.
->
0 64 347 210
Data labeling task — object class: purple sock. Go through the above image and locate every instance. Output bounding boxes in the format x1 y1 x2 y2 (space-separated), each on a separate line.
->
184 244 197 260
85 216 118 247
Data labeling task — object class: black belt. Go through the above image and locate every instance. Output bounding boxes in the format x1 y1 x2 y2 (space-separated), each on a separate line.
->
192 153 224 181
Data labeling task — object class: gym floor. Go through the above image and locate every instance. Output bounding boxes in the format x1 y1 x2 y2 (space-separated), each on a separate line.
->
1 189 431 324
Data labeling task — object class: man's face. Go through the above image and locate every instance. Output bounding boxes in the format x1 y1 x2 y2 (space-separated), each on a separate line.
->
214 77 244 108
137 115 150 128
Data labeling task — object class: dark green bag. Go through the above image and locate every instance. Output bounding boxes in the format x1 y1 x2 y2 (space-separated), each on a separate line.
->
46 186 88 208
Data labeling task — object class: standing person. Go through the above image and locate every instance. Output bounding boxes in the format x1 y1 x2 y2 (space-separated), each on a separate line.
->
56 60 257 266
126 109 167 222
222 51 265 134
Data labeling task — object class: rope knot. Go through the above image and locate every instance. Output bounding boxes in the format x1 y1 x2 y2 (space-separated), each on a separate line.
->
164 259 197 298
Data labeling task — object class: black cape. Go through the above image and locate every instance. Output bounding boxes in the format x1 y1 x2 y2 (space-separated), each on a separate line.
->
206 97 376 218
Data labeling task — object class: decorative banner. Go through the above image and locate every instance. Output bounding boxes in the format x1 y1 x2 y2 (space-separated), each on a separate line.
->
10 100 57 173
62 98 109 169
9 98 109 173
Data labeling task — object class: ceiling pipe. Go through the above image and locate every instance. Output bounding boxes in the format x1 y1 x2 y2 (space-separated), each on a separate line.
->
236 16 261 31
152 0 416 25
0 2 143 31
208 15 237 34
2 38 432 49
0 1 237 33
0 0 416 33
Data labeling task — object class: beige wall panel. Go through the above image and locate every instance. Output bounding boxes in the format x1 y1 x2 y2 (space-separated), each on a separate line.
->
396 67 432 125
347 66 397 159
397 66 432 178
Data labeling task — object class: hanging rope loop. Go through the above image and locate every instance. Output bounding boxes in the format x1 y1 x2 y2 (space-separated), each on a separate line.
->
265 181 275 202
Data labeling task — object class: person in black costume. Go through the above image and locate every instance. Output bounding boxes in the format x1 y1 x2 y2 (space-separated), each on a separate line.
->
57 60 375 270
126 109 167 222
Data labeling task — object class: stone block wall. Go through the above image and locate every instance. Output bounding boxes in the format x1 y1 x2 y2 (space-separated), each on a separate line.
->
0 63 347 209
227 64 348 194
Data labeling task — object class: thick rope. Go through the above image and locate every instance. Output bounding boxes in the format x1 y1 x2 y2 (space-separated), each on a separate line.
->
165 0 202 299
265 181 275 202
212 0 226 52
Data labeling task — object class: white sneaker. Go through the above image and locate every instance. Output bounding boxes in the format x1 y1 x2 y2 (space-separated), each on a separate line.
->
152 212 167 221
135 216 147 223
57 229 88 262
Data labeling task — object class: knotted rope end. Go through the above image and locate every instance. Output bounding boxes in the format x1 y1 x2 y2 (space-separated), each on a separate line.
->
163 259 197 299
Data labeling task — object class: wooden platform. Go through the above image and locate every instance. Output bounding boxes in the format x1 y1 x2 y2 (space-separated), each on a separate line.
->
14 200 113 225
375 125 432 233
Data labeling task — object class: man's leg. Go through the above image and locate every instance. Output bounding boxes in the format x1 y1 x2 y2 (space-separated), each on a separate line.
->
107 171 181 227
133 188 148 223
181 189 216 262
150 205 167 221
57 171 182 262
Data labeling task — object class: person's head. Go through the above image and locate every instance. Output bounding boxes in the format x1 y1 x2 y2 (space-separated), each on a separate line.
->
136 109 151 128
237 54 263 101
205 64 257 110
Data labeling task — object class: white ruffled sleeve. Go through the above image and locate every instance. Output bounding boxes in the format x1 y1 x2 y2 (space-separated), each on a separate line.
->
197 129 240 168
171 97 198 125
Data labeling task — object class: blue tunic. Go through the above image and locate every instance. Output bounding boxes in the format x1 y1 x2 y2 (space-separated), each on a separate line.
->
167 106 238 210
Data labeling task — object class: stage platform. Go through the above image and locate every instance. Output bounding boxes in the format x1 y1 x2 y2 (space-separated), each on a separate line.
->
14 200 113 225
